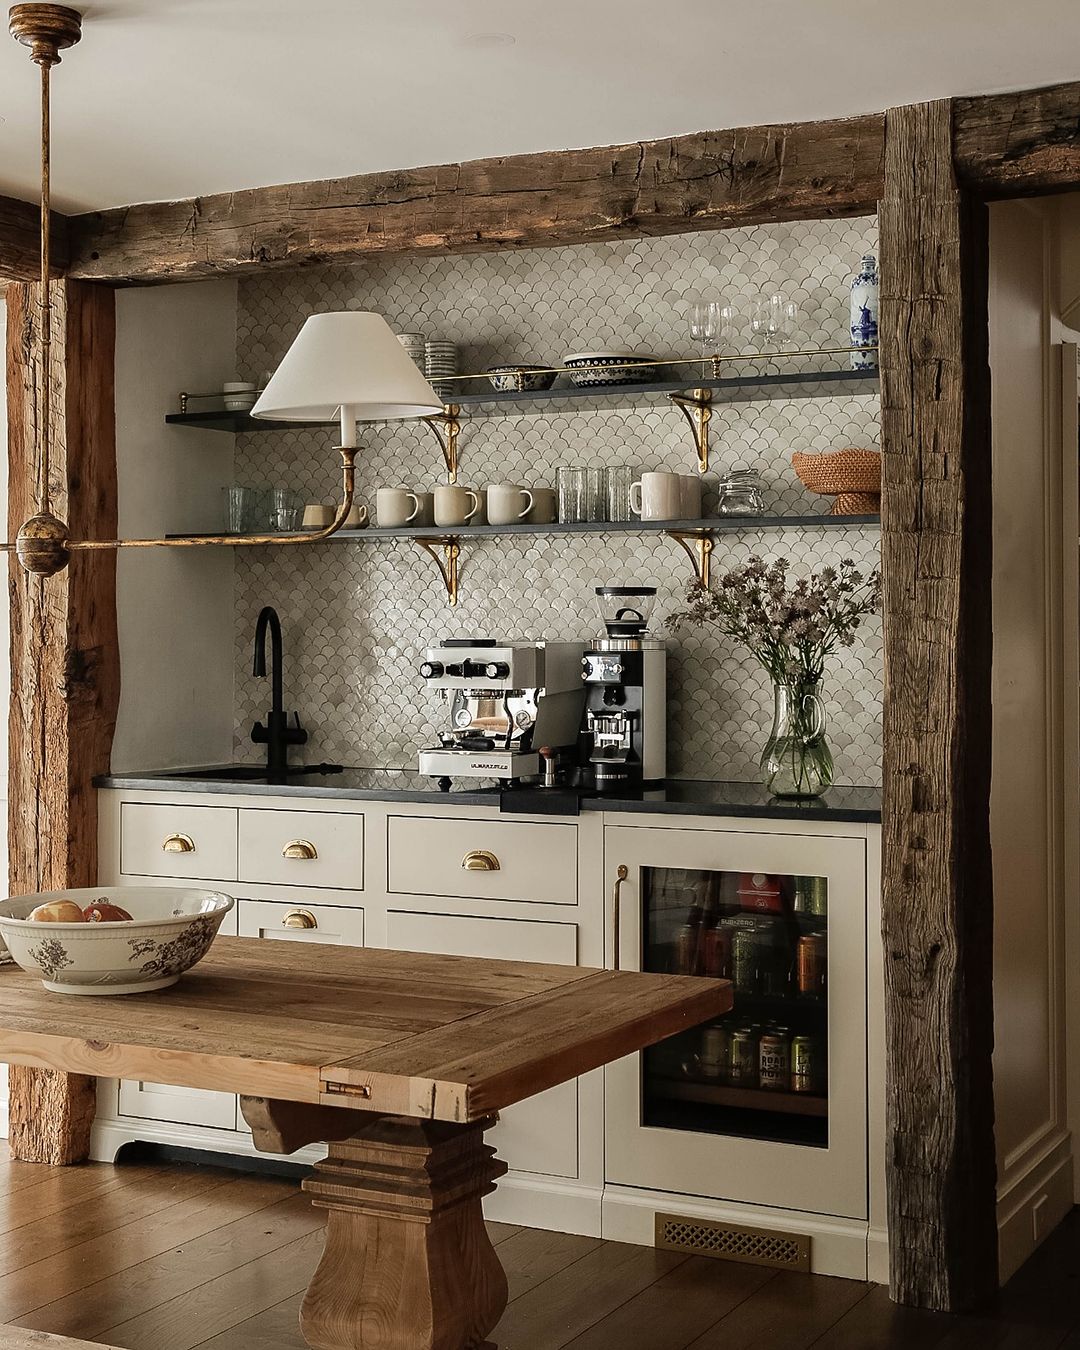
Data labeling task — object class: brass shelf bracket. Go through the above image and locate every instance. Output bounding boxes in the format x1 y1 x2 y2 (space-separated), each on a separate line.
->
669 388 713 474
423 405 462 482
666 529 715 589
414 535 461 606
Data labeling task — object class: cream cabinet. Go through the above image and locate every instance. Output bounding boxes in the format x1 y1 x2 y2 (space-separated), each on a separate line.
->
92 786 882 1275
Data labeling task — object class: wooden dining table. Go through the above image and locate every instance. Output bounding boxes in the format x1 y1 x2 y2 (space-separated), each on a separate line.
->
0 937 732 1350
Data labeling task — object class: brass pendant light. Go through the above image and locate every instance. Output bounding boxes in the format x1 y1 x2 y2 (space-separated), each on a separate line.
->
4 3 393 577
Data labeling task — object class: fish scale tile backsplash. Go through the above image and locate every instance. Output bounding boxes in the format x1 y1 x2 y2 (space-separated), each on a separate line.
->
232 217 883 785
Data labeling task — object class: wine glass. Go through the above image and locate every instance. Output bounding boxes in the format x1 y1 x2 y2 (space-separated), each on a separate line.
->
750 293 800 352
689 299 738 375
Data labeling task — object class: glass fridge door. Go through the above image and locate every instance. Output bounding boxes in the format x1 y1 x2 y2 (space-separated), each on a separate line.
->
640 866 830 1148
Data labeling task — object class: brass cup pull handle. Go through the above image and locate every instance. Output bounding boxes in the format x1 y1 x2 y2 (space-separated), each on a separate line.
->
282 909 318 930
282 839 318 860
162 833 195 854
613 865 629 971
462 849 500 872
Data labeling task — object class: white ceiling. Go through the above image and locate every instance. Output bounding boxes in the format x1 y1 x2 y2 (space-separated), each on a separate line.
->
0 0 1078 214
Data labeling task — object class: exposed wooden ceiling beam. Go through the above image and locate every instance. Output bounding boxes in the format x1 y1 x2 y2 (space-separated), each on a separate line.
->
62 113 886 284
953 79 1080 197
0 192 69 283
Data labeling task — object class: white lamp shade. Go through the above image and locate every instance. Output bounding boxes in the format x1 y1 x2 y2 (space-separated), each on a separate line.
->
251 311 444 423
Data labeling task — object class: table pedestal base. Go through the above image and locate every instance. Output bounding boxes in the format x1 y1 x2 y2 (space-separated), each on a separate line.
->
300 1114 508 1350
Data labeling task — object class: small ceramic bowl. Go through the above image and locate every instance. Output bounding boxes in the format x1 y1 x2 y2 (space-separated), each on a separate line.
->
562 352 659 387
0 887 234 995
486 365 558 393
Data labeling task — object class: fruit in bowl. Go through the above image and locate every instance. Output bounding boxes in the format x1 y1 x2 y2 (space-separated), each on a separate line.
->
0 887 234 995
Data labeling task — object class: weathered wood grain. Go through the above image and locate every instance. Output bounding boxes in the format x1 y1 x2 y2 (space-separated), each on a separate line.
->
0 1329 123 1349
62 113 885 283
878 99 997 1312
954 79 1080 198
5 280 119 1164
0 196 70 284
0 937 731 1121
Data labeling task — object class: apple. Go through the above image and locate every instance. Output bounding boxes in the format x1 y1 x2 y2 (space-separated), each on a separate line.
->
83 901 134 923
27 900 86 923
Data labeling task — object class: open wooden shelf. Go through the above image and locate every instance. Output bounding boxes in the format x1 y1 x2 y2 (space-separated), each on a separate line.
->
651 1075 828 1118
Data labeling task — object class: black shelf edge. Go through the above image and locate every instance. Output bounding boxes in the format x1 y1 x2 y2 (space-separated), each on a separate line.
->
164 367 880 432
164 515 880 542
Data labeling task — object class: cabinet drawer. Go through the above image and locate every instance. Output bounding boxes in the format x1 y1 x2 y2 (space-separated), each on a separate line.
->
238 899 365 947
238 809 364 890
387 816 577 905
121 803 237 881
387 908 578 1176
118 1079 237 1131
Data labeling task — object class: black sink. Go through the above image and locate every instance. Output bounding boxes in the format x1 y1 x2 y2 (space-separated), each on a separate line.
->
172 763 344 783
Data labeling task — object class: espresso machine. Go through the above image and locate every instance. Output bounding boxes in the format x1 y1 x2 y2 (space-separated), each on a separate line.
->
418 639 585 786
582 586 667 789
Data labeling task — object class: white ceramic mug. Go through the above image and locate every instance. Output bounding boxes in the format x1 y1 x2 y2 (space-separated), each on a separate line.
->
486 483 534 526
302 503 334 529
434 484 481 527
526 487 558 524
343 503 368 529
376 488 420 528
629 471 682 521
679 474 703 521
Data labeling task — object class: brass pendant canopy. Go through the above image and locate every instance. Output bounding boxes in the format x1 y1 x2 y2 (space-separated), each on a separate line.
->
8 3 81 64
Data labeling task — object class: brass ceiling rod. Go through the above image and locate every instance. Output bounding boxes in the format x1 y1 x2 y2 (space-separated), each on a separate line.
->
4 4 358 577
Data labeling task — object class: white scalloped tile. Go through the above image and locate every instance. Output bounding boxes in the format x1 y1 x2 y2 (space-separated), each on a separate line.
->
232 218 882 786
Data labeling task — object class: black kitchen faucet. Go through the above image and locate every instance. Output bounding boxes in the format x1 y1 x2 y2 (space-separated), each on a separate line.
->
251 606 307 776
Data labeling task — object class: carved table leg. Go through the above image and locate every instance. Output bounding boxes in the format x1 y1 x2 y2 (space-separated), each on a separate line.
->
299 1114 508 1350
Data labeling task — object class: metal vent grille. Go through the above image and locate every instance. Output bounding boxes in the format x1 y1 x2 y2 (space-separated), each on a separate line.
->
655 1212 811 1272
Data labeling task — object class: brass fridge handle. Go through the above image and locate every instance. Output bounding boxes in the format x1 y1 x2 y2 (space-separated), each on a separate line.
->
282 839 318 860
613 865 629 971
462 850 500 872
282 909 318 930
162 833 195 854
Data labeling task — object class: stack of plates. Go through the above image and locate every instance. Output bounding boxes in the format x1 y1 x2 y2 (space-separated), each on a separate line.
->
396 332 427 374
425 340 458 400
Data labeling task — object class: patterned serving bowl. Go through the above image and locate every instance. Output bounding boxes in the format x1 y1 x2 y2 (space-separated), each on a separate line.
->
485 365 558 393
562 351 659 387
0 887 234 995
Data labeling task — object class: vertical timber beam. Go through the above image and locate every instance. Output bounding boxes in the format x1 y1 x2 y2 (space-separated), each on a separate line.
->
879 99 997 1309
5 279 118 1163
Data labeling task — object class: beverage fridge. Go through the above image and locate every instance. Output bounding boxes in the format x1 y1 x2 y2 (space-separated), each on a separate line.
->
604 824 869 1221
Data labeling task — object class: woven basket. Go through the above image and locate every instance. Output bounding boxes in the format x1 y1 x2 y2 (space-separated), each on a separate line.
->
791 448 881 495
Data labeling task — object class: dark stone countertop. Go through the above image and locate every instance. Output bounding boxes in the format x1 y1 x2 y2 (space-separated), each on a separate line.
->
95 765 881 824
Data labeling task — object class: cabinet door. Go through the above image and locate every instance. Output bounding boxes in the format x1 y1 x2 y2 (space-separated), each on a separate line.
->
237 899 365 947
386 909 579 1178
604 824 868 1220
116 902 239 1131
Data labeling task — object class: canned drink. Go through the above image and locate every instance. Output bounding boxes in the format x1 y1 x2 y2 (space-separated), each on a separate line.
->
674 924 699 976
807 877 828 917
728 1028 758 1085
700 1025 729 1080
702 925 731 979
791 1034 822 1093
797 933 828 996
731 927 758 993
759 1031 790 1091
760 927 792 996
792 876 812 913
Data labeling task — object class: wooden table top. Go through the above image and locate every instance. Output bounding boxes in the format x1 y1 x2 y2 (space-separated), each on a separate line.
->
0 938 732 1121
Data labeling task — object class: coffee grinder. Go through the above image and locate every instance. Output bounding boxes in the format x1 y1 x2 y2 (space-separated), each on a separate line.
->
581 586 667 790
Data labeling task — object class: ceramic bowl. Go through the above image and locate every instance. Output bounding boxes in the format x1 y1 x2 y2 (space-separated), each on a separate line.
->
486 365 558 393
562 351 659 387
0 887 234 995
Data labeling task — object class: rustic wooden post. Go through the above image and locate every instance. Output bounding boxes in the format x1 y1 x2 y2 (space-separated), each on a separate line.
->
4 278 118 1163
878 99 997 1310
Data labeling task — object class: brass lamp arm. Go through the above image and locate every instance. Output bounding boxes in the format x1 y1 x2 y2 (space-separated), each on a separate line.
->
4 447 357 573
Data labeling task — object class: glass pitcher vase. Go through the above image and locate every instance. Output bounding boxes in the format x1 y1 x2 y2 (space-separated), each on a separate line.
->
760 677 834 798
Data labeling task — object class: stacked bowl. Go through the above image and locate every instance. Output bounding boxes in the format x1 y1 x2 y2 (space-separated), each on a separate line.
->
396 332 427 375
425 340 458 401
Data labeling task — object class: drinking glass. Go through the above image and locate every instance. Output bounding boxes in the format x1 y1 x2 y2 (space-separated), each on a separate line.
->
606 465 635 522
557 467 587 523
224 485 259 534
584 468 608 522
751 293 800 350
688 299 724 370
271 487 300 532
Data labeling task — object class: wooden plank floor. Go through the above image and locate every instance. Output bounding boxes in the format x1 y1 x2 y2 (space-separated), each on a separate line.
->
0 1155 1076 1349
